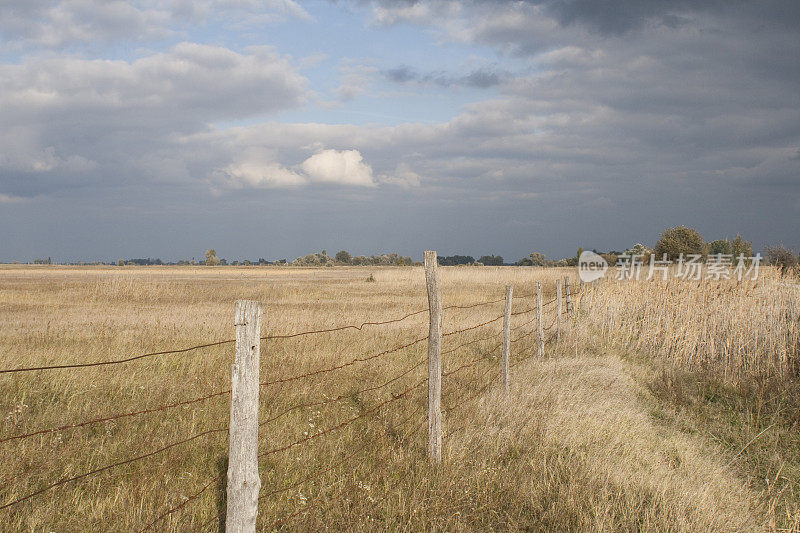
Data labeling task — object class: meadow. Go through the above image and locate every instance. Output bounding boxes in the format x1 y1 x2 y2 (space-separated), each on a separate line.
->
1 264 798 531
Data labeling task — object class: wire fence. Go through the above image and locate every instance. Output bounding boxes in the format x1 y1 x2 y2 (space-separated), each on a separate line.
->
0 266 583 530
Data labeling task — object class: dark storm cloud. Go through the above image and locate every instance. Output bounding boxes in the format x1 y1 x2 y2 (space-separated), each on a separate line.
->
384 66 503 88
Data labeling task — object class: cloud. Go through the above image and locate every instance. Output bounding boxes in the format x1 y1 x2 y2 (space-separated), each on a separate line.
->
0 0 312 50
0 43 307 197
0 192 28 203
301 149 376 186
217 160 306 189
335 63 378 101
369 1 461 26
0 146 96 174
380 162 423 188
384 65 504 88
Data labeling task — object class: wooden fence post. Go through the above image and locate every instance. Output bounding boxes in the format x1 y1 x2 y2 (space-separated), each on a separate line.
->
502 285 513 392
227 300 262 533
565 276 572 316
556 278 562 342
424 251 442 465
537 282 544 358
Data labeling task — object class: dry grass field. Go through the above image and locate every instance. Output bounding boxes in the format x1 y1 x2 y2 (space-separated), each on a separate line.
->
1 264 798 531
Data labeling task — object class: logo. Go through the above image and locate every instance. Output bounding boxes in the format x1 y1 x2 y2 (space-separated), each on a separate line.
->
578 251 608 282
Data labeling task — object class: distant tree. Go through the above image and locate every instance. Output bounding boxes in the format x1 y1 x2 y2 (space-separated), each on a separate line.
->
601 253 618 265
117 259 124 266
438 255 474 266
205 249 220 266
708 239 733 256
478 255 503 266
576 246 584 262
653 226 706 261
764 245 797 275
515 257 533 266
529 252 546 266
731 234 753 259
335 250 352 264
627 243 651 255
624 243 652 263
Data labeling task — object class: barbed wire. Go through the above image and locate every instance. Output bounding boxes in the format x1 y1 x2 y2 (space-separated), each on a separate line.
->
0 339 235 375
260 308 429 340
441 329 503 356
510 312 537 332
0 285 577 525
0 290 569 376
259 357 426 428
259 403 424 503
198 406 428 528
260 415 426 531
257 377 426 461
0 426 228 512
444 330 558 439
443 365 497 416
442 313 504 337
139 470 227 532
0 387 231 444
259 335 427 388
542 314 559 331
258 295 508 341
443 343 502 380
442 297 505 310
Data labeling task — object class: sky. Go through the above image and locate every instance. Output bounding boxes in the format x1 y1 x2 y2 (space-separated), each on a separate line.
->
0 0 798 263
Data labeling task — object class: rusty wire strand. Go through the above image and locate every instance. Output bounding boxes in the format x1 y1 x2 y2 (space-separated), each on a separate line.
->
139 470 227 532
0 427 228 512
260 416 426 531
0 387 231 444
259 357 426 428
259 335 427 388
442 329 502 356
442 313 504 337
257 377 427 460
0 339 235 374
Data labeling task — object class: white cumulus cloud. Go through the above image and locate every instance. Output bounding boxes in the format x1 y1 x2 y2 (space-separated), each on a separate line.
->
300 149 375 187
218 160 305 188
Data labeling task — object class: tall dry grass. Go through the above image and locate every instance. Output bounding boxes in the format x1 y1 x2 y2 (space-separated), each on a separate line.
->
584 268 800 380
0 265 776 531
583 267 800 531
0 265 563 531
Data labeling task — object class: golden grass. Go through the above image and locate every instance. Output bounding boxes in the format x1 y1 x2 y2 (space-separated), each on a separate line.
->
584 268 800 379
0 264 786 531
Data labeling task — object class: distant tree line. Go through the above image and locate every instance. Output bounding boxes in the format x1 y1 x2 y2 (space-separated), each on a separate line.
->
323 250 414 266
18 231 800 275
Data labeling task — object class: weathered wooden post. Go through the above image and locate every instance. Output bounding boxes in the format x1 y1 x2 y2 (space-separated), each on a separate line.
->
556 278 562 342
502 285 513 391
424 251 442 465
226 300 262 533
565 276 573 316
537 282 544 358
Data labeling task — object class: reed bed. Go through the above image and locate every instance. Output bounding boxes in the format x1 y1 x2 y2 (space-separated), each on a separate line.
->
584 268 800 380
